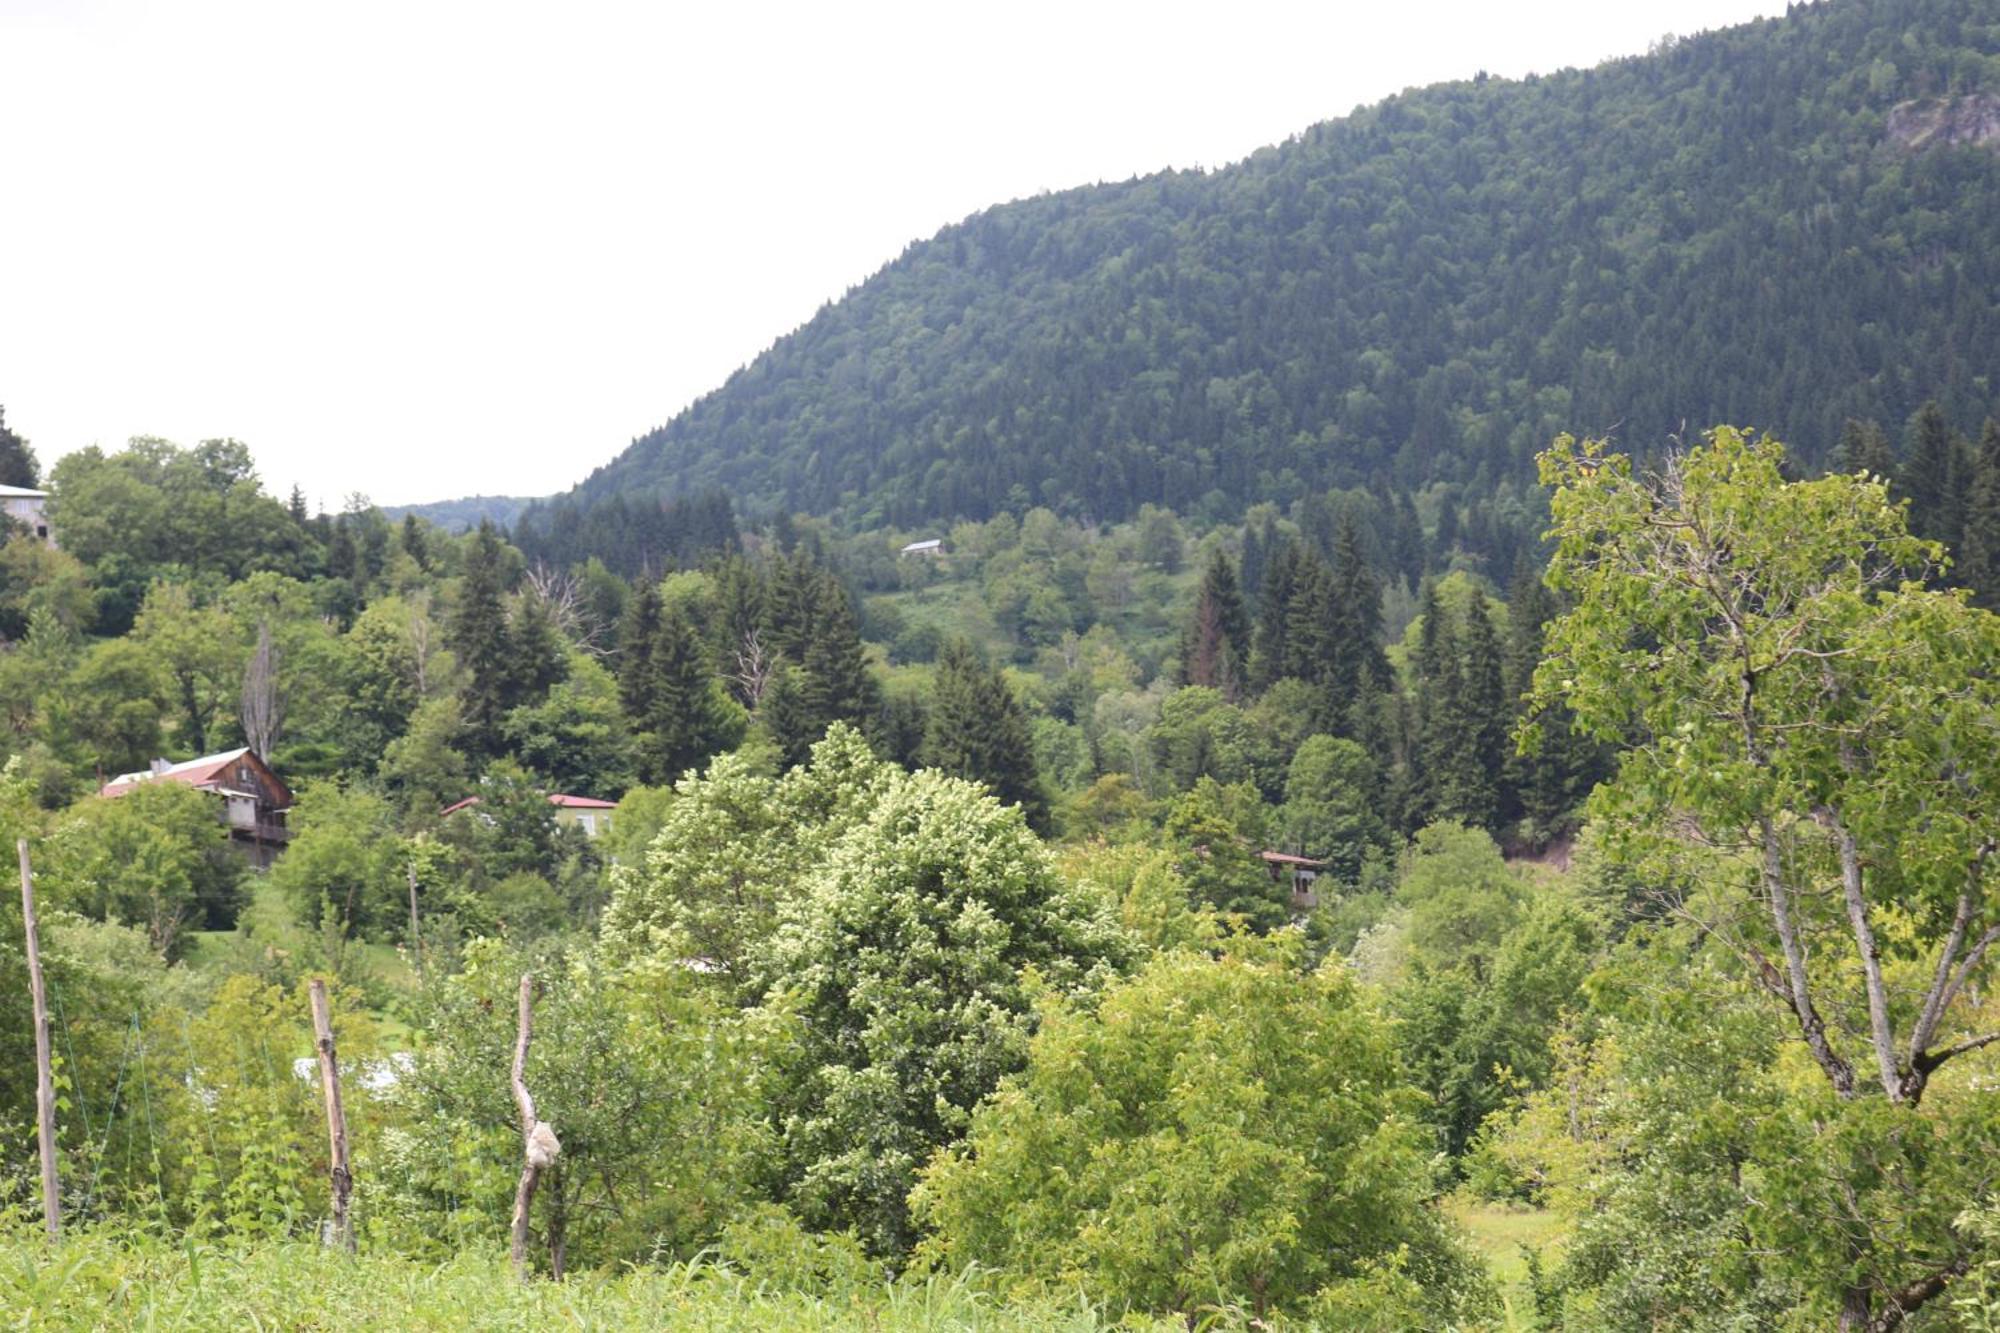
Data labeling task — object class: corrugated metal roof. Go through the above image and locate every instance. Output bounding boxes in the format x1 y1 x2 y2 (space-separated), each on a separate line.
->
101 747 254 797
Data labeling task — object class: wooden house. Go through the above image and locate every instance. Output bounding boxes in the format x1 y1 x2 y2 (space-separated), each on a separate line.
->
1259 850 1325 911
100 747 292 868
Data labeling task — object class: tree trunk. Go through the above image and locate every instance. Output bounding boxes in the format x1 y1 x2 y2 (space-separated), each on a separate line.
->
508 972 559 1278
308 978 354 1251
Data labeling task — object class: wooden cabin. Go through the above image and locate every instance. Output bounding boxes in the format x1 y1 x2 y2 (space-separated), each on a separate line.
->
100 747 292 868
1259 850 1325 912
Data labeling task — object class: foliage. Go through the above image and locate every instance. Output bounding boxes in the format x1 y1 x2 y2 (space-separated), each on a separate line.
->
1529 427 2000 1327
388 938 781 1272
759 766 1128 1254
38 781 242 956
914 946 1491 1322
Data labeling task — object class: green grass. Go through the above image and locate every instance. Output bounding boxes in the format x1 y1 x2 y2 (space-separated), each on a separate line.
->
1449 1197 1566 1330
0 1232 1176 1331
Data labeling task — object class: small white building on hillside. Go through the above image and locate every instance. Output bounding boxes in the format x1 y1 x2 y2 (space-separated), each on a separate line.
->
0 484 50 544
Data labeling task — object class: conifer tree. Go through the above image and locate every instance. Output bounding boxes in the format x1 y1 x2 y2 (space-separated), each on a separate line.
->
1322 515 1389 730
763 552 820 663
1903 401 1963 546
451 520 516 756
760 660 816 771
401 513 430 571
923 639 1048 831
799 571 879 734
1280 548 1335 685
1408 578 1455 829
1178 548 1250 699
1836 417 1897 482
635 601 734 784
1440 591 1507 832
507 592 569 707
1249 540 1303 690
617 582 662 723
1958 419 2000 612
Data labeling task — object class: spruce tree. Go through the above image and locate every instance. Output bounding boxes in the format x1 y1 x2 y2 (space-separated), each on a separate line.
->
617 582 663 723
761 660 817 771
636 601 733 784
1323 515 1389 730
1903 401 1960 545
1836 417 1897 482
1250 540 1302 690
1178 548 1250 699
922 639 1048 831
1958 419 2000 612
401 513 430 571
1441 592 1507 832
450 521 516 757
799 568 879 733
1280 548 1335 685
507 592 569 706
1408 578 1455 829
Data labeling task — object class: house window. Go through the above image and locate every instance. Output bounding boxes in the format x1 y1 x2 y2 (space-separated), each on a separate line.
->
577 813 596 836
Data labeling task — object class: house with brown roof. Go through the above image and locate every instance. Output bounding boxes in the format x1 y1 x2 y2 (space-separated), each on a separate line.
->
1259 849 1325 911
99 747 292 868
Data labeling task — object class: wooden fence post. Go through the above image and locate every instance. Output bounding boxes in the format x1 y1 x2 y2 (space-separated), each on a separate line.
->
308 978 354 1251
508 971 559 1278
19 839 59 1241
406 860 422 974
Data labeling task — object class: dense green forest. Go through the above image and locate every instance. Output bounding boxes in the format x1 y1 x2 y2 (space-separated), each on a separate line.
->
5 396 2000 1327
542 0 2000 536
7 2 2000 1328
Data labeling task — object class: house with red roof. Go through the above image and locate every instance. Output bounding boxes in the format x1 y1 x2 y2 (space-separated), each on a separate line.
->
99 747 292 868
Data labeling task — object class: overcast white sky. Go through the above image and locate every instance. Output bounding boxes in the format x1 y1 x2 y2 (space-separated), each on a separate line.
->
0 0 1787 508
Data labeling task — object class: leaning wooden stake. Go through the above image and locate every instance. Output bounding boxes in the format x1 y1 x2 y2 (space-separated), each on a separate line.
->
405 860 423 975
308 978 354 1251
19 840 59 1241
508 972 559 1278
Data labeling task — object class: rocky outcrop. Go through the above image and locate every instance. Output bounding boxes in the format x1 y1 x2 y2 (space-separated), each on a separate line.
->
1886 93 2000 151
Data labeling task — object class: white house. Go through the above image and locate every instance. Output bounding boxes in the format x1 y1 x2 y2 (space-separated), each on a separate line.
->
899 537 944 557
0 484 49 544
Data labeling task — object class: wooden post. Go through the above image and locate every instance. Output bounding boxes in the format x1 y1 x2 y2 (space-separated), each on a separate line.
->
508 971 559 1278
19 839 59 1241
307 978 354 1251
406 860 422 974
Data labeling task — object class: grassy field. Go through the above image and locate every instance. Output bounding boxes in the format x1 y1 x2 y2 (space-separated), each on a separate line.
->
0 1234 1173 1332
1450 1197 1566 1330
0 1205 1565 1330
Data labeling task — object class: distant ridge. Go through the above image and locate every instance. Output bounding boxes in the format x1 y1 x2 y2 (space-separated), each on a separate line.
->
382 494 532 534
536 0 2000 532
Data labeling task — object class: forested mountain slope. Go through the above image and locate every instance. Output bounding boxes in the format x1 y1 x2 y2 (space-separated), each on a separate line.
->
565 0 2000 528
